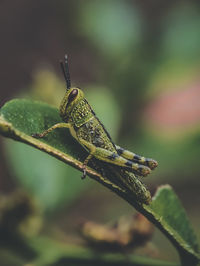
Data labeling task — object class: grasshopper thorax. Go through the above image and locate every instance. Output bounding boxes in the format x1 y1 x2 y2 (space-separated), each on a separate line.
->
59 87 85 122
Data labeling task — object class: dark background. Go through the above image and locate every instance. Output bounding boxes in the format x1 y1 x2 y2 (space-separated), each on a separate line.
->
0 0 200 263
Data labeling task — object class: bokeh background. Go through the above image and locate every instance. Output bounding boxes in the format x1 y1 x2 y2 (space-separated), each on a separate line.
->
0 0 200 264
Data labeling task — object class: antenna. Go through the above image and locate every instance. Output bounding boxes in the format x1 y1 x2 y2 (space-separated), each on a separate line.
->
60 54 71 91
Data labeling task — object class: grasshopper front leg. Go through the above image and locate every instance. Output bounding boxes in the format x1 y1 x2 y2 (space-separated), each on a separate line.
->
78 138 151 177
32 123 97 179
32 123 71 138
115 145 158 170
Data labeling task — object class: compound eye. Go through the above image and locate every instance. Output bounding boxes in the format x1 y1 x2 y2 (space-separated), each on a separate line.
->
68 89 78 103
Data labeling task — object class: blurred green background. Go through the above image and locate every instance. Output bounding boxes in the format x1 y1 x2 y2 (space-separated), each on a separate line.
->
0 0 200 264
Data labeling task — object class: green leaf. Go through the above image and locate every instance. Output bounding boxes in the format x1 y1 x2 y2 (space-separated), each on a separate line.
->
0 99 128 194
144 185 199 265
0 99 199 265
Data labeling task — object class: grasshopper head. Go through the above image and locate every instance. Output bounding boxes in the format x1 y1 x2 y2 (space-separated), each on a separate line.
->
59 55 85 121
59 87 84 121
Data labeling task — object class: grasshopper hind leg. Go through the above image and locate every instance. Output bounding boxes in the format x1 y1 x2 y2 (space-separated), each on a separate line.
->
115 145 158 170
78 138 151 177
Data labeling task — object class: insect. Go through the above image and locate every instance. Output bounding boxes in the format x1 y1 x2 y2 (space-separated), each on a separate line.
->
32 55 158 180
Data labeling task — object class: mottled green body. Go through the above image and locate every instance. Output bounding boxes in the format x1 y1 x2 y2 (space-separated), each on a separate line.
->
32 56 158 204
77 117 116 152
59 89 117 152
62 97 116 152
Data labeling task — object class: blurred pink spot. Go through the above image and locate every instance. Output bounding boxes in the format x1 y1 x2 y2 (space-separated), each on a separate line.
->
145 81 200 131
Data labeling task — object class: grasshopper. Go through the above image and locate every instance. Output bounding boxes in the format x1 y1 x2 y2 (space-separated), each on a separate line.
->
33 55 158 181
